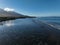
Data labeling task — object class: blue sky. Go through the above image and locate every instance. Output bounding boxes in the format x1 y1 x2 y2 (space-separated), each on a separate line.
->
0 0 60 17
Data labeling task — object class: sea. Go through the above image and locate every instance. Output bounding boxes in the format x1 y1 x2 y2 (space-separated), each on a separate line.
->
0 17 60 32
0 17 60 45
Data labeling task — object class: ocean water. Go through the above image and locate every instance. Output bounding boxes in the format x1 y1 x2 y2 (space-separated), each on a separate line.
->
38 17 60 24
0 17 60 27
38 17 60 29
0 17 60 45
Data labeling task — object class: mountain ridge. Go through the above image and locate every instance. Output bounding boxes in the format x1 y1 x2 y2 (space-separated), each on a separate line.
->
0 8 27 17
0 8 36 21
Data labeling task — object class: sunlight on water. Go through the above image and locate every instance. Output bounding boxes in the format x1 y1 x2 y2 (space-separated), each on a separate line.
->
5 23 14 26
4 21 14 27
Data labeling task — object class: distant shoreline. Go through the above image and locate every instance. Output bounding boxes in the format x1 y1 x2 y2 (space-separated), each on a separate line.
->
0 17 36 22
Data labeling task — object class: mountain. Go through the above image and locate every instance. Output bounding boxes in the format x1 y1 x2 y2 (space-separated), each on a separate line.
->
0 8 27 17
0 8 36 21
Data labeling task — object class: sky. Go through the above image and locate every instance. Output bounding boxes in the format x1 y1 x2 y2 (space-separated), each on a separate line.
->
0 0 60 17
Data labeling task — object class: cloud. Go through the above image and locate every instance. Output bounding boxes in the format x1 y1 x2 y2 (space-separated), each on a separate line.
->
4 8 14 12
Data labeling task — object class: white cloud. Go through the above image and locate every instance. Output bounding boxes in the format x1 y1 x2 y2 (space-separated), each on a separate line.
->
4 8 14 12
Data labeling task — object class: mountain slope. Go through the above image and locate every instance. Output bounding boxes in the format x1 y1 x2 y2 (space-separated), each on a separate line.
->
0 8 35 21
0 8 26 17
